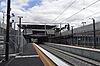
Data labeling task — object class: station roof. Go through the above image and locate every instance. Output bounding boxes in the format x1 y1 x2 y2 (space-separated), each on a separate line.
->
24 34 48 38
18 24 56 29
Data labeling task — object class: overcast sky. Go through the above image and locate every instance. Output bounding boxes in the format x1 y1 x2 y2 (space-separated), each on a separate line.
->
0 0 100 28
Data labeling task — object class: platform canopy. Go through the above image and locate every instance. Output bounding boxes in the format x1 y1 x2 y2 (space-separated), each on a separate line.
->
18 24 56 29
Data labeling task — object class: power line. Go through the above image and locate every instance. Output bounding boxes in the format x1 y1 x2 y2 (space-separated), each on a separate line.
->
60 0 100 23
82 11 100 20
72 11 100 23
51 0 77 23
64 11 100 24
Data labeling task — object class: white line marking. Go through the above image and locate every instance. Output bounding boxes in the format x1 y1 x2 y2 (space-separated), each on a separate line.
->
0 53 20 57
15 55 39 58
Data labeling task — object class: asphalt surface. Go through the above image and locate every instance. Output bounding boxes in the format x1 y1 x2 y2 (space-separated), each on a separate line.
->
22 43 38 55
0 43 44 66
6 57 43 66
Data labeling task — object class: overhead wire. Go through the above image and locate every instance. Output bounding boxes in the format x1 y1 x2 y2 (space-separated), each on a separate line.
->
59 0 100 23
32 0 77 24
60 10 100 24
84 12 100 19
51 0 77 23
30 0 60 24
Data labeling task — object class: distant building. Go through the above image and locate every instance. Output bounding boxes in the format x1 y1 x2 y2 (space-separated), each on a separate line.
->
50 22 100 48
19 24 56 44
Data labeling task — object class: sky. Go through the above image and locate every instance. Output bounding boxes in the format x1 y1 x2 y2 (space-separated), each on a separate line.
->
0 0 100 28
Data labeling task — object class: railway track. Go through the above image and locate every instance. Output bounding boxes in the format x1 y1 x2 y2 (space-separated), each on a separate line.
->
40 44 100 66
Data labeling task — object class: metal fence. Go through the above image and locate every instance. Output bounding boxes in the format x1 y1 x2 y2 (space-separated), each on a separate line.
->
0 26 27 60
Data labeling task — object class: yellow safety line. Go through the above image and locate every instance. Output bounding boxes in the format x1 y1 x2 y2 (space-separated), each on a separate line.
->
32 43 56 66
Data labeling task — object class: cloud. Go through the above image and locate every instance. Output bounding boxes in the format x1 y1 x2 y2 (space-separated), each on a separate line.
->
23 0 42 10
0 0 100 28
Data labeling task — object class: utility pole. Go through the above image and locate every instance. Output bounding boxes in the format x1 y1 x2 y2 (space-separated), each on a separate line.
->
92 18 96 48
44 24 46 35
5 0 11 61
3 12 5 23
18 16 23 53
89 18 96 48
71 26 74 45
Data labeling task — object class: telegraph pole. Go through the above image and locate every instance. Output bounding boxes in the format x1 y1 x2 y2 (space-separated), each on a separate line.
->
5 0 11 61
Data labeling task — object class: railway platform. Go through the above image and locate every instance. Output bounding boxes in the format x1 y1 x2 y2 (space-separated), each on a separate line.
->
0 43 44 66
0 42 70 66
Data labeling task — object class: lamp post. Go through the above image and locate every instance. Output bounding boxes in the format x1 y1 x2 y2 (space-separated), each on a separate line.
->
71 26 74 45
59 23 62 43
81 22 86 47
60 23 62 37
5 0 11 61
89 18 96 48
82 22 86 27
